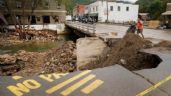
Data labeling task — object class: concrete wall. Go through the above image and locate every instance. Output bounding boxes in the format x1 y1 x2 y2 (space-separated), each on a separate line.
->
8 24 65 34
88 1 139 23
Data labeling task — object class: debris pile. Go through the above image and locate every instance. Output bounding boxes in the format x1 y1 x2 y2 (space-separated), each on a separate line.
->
91 33 157 70
26 30 58 41
43 41 76 74
154 41 171 48
0 54 25 75
0 54 16 64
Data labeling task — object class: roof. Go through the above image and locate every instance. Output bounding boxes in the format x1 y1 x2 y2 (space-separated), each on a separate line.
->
139 13 149 16
162 11 171 15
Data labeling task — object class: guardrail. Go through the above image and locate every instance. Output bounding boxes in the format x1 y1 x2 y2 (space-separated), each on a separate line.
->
66 21 96 35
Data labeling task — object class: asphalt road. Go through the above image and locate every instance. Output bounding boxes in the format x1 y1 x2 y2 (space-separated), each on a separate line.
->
95 24 171 42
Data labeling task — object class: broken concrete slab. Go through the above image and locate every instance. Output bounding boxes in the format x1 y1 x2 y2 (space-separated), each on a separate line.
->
136 47 171 83
0 65 153 96
135 47 171 95
76 37 109 70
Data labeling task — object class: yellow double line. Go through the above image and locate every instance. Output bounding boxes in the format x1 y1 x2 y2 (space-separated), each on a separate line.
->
136 75 171 96
46 70 103 95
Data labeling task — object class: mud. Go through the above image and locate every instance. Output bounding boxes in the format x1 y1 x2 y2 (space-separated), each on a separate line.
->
154 41 171 49
87 33 162 71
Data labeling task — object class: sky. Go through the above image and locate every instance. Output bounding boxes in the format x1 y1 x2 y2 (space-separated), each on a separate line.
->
124 0 137 3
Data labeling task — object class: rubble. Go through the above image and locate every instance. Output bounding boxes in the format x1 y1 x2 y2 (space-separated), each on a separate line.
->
0 41 76 76
0 54 17 65
26 30 58 41
43 41 76 74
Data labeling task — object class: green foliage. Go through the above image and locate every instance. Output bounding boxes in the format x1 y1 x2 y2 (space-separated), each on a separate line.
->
136 0 171 20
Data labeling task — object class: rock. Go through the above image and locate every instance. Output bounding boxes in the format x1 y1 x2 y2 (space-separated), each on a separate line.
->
0 54 17 64
120 59 126 65
76 37 108 70
43 41 77 74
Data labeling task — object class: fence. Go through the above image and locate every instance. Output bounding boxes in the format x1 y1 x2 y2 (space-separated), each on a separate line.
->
66 21 96 35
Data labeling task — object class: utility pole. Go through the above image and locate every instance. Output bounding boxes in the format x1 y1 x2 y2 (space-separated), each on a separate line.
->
106 0 109 22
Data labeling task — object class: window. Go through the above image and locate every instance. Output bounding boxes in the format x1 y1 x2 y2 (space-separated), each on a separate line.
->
16 15 21 20
32 0 36 8
126 7 129 11
43 16 50 23
96 6 98 11
37 17 40 22
44 0 49 8
110 6 113 11
57 1 61 9
16 0 22 8
0 0 5 7
118 6 121 11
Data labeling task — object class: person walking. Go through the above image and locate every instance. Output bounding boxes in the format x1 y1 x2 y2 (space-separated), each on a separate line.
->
136 18 144 38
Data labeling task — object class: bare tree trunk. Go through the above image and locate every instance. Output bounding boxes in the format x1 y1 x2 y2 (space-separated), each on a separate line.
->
27 0 40 30
20 0 27 39
4 0 18 30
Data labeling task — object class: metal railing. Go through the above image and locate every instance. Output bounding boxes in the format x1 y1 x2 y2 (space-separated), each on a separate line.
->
66 21 96 35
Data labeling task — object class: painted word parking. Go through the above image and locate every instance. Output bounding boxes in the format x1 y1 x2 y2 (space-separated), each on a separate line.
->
2 70 104 96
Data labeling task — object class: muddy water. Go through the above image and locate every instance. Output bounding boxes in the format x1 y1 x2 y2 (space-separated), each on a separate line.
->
0 35 71 54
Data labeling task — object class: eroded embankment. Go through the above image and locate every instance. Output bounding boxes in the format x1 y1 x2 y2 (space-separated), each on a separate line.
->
81 33 167 71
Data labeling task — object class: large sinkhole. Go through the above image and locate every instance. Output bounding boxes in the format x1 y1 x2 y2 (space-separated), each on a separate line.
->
120 52 163 71
83 51 163 71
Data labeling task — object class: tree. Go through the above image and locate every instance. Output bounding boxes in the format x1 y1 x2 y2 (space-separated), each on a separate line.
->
4 0 41 39
147 0 162 20
136 0 171 20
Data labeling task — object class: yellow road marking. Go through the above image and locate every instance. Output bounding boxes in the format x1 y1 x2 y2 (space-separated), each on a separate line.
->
136 75 171 96
12 76 23 80
46 70 91 94
81 79 104 94
61 75 96 96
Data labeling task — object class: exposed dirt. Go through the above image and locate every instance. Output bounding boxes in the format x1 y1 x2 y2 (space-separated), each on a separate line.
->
0 32 167 76
89 33 162 71
154 41 171 49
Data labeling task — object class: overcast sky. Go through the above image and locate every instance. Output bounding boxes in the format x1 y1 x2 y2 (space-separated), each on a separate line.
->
124 0 137 3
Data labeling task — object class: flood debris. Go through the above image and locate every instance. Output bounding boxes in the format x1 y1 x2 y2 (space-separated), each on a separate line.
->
25 30 58 41
154 41 171 49
85 33 162 71
0 41 76 76
43 41 76 74
0 30 58 47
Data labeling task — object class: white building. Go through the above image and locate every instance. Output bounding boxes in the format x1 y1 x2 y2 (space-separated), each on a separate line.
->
87 1 139 23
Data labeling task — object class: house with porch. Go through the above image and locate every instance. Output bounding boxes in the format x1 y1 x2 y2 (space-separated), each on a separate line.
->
162 3 171 28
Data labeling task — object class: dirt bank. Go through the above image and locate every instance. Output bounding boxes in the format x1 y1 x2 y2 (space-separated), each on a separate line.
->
88 33 158 71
